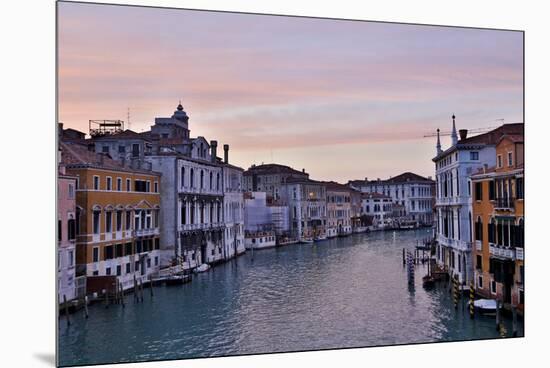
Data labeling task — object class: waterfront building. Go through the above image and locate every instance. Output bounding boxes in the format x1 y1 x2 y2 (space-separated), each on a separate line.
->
350 188 368 232
279 178 327 241
60 141 162 291
90 129 154 167
432 117 523 284
471 134 524 312
144 103 245 269
324 182 352 237
244 192 289 234
222 159 246 259
361 192 394 230
58 162 78 304
243 163 309 201
349 172 435 226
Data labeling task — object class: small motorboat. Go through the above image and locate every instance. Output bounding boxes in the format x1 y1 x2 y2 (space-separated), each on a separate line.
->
194 263 211 273
422 275 435 289
164 274 192 286
314 235 327 242
300 238 314 244
471 299 498 315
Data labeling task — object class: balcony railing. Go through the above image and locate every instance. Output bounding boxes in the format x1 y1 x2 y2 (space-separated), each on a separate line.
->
516 247 524 261
134 228 159 237
494 197 515 210
179 223 224 231
489 244 516 260
475 240 482 251
436 234 471 252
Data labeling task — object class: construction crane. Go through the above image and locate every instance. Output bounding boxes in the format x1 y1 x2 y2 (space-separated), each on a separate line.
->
422 119 504 138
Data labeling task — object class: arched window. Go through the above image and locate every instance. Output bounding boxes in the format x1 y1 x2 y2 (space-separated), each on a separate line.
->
475 216 483 241
216 173 220 191
210 172 213 190
181 167 185 188
190 168 194 189
200 170 204 189
67 218 76 240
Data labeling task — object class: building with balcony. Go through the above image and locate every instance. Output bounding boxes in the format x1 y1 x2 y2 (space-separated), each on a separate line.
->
350 188 368 233
144 103 245 269
223 161 246 259
432 116 523 284
279 178 327 241
360 192 394 230
58 164 78 304
60 141 162 291
471 134 524 312
243 163 309 201
324 182 352 237
349 172 435 226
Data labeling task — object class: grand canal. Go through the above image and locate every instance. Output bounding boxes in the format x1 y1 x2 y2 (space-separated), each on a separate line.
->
58 229 523 366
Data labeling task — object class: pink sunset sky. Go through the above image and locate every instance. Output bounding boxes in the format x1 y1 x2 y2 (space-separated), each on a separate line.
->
58 2 523 182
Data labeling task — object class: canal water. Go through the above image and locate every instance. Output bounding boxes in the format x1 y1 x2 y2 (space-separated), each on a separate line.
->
58 229 523 366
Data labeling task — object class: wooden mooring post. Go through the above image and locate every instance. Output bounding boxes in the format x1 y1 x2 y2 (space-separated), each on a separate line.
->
495 300 501 331
402 248 406 266
469 282 475 319
133 275 138 303
512 307 518 337
84 295 89 318
63 295 71 326
149 278 154 298
120 283 125 308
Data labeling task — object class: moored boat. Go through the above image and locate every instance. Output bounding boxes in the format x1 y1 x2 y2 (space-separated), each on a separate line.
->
471 299 498 315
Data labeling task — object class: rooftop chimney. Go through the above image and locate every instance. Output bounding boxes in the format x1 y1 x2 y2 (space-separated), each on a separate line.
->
210 140 218 163
302 168 305 173
58 122 64 141
223 144 229 164
459 129 468 140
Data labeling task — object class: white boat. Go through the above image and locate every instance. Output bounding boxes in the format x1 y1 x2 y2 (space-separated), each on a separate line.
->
300 238 314 244
194 263 211 273
314 234 327 242
471 299 498 315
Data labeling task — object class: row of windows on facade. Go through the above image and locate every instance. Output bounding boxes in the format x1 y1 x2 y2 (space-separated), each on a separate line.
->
436 151 479 170
328 195 351 203
92 256 159 277
58 218 76 242
251 236 275 244
181 166 223 191
181 201 222 225
437 170 460 198
497 151 516 169
91 176 158 193
474 217 524 248
474 177 524 202
58 249 74 270
475 273 524 304
365 186 432 198
92 209 159 235
181 166 242 192
102 143 149 157
475 256 524 285
92 238 160 262
292 206 325 218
